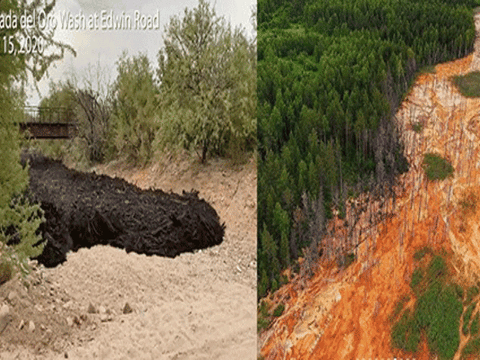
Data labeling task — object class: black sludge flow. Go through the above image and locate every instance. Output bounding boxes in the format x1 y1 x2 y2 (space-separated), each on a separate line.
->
23 153 225 267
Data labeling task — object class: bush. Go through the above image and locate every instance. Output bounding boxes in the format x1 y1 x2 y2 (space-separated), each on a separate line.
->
411 121 424 133
273 303 285 317
257 315 271 332
414 246 431 261
472 312 480 335
393 295 411 318
156 0 256 163
427 255 447 283
0 192 45 275
0 260 13 285
424 284 462 359
466 286 479 304
463 303 476 335
462 337 480 358
459 191 477 215
257 300 272 332
453 71 480 97
423 153 454 181
454 283 464 300
392 309 420 352
411 268 424 295
393 254 463 359
111 52 159 165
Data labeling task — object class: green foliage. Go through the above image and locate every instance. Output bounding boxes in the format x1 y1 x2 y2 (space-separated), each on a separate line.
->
36 61 114 165
453 71 480 97
0 0 73 279
393 255 463 359
257 301 285 332
416 283 463 359
257 300 272 332
0 193 45 264
273 303 285 317
459 190 478 214
454 283 464 300
342 252 356 268
419 65 437 74
157 0 256 163
414 246 432 261
393 295 411 318
463 303 476 335
427 255 448 283
423 153 454 181
111 52 159 165
471 312 480 335
410 268 424 295
391 309 421 352
411 121 424 133
466 286 480 304
462 337 480 359
0 259 13 285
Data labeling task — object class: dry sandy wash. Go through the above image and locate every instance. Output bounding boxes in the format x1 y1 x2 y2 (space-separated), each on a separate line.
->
259 13 480 360
0 153 257 360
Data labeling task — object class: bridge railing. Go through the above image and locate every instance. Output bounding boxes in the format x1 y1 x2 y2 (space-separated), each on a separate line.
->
20 106 77 139
22 106 74 124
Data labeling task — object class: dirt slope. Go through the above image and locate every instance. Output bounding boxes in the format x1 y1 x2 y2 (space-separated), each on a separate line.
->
0 152 257 360
259 13 480 360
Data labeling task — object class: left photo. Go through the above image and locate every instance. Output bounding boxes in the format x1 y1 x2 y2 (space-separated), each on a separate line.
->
0 0 257 359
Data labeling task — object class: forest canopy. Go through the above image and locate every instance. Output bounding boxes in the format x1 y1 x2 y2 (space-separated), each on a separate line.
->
257 0 479 298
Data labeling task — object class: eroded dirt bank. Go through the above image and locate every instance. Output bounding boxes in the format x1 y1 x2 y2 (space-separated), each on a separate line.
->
0 153 257 360
260 13 480 360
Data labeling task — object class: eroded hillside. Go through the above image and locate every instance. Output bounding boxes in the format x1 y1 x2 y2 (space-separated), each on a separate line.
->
259 13 480 360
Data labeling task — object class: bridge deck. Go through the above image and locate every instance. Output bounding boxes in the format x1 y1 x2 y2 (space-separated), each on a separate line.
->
20 122 77 139
19 106 77 139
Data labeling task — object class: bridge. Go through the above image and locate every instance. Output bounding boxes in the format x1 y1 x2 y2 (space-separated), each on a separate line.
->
19 106 78 139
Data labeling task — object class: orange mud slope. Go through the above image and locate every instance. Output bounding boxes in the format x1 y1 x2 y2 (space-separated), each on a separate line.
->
260 14 480 360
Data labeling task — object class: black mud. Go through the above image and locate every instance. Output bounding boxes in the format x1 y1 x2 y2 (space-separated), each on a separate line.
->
22 153 225 267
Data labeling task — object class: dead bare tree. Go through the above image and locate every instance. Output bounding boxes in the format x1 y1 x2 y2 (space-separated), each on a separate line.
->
75 88 112 162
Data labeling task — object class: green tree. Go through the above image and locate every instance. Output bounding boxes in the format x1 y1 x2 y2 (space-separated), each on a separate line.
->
157 0 256 163
111 52 159 164
0 0 74 274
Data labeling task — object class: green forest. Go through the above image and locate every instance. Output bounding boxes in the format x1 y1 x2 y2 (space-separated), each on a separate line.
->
257 0 479 298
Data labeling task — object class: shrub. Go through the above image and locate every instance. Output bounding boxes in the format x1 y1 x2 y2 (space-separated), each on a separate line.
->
427 255 447 283
462 337 480 358
414 246 431 261
393 295 411 318
394 255 462 359
111 52 159 165
411 121 424 133
453 283 464 300
0 192 45 277
463 303 476 335
411 268 424 295
257 300 272 332
392 309 420 352
466 286 479 304
423 153 454 181
459 191 477 215
257 315 271 332
273 303 285 317
424 284 462 359
472 312 480 335
453 71 480 97
0 260 13 285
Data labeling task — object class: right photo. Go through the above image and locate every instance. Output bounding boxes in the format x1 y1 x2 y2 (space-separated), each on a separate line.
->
257 0 480 359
